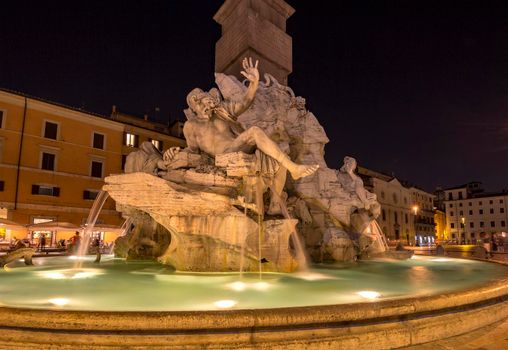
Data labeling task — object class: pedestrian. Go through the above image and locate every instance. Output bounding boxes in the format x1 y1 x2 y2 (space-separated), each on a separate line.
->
480 232 491 259
39 234 46 252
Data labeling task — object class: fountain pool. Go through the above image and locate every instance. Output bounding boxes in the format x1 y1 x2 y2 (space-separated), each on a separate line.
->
0 255 506 312
1 256 508 349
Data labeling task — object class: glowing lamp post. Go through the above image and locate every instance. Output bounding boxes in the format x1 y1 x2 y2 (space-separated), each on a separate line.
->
412 206 419 245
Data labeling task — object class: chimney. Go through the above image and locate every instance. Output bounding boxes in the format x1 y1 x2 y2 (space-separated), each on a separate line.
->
144 114 148 121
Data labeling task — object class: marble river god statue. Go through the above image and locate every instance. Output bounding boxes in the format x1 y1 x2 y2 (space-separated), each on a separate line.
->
104 57 389 272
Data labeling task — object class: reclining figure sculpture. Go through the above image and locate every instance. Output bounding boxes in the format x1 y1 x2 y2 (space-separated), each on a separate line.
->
163 57 319 181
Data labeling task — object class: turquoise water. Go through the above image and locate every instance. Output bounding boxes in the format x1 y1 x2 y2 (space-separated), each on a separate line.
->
0 255 506 311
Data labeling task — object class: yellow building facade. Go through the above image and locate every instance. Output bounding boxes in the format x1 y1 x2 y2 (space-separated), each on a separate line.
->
434 209 447 242
0 89 185 246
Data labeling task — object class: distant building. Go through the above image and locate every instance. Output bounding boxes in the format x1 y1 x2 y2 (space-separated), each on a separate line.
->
434 209 447 242
441 182 508 244
0 89 185 245
110 106 185 169
358 167 436 246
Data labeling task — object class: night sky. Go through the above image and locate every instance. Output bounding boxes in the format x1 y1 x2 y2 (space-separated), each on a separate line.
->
1 1 507 192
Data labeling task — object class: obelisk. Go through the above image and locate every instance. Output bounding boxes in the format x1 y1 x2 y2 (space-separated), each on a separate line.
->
214 0 295 85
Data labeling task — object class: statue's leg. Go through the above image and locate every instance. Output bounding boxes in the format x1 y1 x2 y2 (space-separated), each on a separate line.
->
225 127 319 180
267 167 288 215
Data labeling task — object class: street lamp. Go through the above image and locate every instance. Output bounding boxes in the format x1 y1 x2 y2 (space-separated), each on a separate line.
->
412 205 419 245
461 217 465 244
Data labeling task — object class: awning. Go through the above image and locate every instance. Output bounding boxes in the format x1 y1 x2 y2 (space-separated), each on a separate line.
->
26 221 81 231
0 218 28 232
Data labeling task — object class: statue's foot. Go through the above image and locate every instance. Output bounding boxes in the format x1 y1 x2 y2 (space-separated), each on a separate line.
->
290 164 319 180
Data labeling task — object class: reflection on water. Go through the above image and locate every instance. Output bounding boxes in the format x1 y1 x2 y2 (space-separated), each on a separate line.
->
0 255 506 312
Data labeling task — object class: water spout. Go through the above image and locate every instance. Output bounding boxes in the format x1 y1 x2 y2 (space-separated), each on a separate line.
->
75 190 109 269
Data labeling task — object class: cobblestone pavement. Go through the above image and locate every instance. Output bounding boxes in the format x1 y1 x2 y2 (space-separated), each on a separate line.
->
399 317 508 350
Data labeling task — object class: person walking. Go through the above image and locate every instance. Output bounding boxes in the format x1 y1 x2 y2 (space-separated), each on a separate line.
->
39 234 46 252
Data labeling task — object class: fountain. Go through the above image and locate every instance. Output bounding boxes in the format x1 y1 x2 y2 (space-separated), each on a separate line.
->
1 59 508 350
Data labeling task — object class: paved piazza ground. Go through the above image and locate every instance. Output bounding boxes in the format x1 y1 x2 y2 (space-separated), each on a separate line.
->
402 317 508 350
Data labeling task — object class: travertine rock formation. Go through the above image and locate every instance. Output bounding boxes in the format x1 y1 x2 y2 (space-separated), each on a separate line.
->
105 61 387 272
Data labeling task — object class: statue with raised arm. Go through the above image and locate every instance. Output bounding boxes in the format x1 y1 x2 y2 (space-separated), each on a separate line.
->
165 58 319 180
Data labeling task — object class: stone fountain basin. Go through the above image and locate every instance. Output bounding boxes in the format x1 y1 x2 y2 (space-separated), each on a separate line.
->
1 258 507 349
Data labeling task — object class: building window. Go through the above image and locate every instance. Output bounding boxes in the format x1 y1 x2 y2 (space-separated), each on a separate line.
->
502 221 506 227
41 152 56 171
500 199 504 204
0 180 4 191
91 161 103 178
382 209 386 221
480 221 484 228
489 200 493 204
458 192 463 199
470 222 474 228
501 208 505 214
151 139 163 151
448 193 452 200
479 209 483 215
93 133 105 150
405 213 408 224
125 133 138 147
450 223 455 229
468 202 472 206
0 110 4 128
490 221 495 228
83 189 99 200
32 184 59 197
450 211 454 216
459 210 463 216
469 210 473 215
44 121 58 140
459 203 463 207
479 201 483 205
490 208 494 214
449 203 453 208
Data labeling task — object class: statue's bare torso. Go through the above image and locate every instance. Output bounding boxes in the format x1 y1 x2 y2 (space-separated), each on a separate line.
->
184 117 239 156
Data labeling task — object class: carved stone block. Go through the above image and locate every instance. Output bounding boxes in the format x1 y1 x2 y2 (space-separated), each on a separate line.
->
166 152 205 170
215 152 257 177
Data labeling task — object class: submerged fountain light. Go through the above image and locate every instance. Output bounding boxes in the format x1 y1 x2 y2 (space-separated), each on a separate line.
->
68 256 88 260
356 291 381 300
214 300 237 309
294 272 335 281
39 269 103 280
228 281 247 291
226 281 272 292
48 298 69 306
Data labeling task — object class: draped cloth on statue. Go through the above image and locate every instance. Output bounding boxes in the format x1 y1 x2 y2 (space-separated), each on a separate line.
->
255 149 280 177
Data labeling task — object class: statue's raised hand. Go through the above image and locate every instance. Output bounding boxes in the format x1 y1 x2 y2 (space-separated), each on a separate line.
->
240 57 259 84
163 147 181 163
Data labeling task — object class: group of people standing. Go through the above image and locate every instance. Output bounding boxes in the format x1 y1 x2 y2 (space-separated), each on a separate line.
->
480 232 504 258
